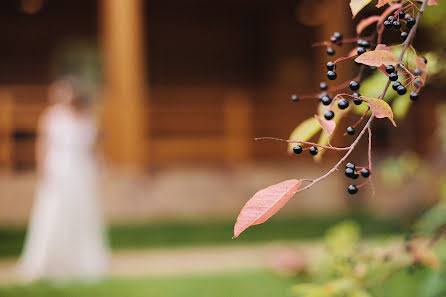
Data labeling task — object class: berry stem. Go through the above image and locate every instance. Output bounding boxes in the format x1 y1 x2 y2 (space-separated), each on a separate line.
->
254 137 350 151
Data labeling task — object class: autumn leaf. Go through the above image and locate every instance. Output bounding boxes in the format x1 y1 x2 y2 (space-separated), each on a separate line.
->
356 15 380 34
287 117 321 154
376 0 398 8
364 97 397 126
375 44 392 52
315 115 335 136
355 49 397 67
233 179 302 238
350 0 373 18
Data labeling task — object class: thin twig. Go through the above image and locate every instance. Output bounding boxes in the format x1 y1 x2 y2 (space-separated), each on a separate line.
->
254 137 350 151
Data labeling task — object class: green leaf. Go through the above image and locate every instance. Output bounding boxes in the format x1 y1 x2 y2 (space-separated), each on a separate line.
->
324 221 360 257
287 117 321 153
392 92 411 119
350 0 373 18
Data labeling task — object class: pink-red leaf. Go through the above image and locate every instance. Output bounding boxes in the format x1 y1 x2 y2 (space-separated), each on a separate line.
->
315 114 336 136
233 179 302 239
364 97 397 126
356 15 380 34
355 49 397 67
375 44 392 52
376 0 398 8
350 0 373 18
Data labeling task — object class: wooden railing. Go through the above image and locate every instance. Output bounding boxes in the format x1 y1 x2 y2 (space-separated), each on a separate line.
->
0 85 256 168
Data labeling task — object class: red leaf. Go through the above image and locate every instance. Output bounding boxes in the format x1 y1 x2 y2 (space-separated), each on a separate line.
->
233 179 302 238
350 0 373 18
356 15 380 34
364 97 396 126
375 44 392 52
376 0 398 8
315 115 336 136
355 49 397 67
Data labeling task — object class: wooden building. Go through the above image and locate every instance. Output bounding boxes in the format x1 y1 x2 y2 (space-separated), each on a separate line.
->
1 0 431 170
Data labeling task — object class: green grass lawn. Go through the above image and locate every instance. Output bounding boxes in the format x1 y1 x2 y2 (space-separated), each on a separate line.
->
0 213 403 259
0 270 297 297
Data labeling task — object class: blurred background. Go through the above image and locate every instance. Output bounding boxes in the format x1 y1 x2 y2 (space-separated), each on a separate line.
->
0 0 445 296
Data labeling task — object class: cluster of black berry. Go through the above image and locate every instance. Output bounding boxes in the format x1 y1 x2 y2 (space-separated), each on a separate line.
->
344 162 370 195
292 144 318 156
321 77 361 136
326 32 343 56
386 63 424 101
383 10 416 41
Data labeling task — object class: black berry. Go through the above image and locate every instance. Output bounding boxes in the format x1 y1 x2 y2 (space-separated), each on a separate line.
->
348 185 358 195
291 94 299 102
330 36 337 43
345 168 355 178
410 92 419 101
333 32 343 41
357 47 366 55
338 98 349 110
327 47 335 56
414 69 422 76
309 146 318 156
327 71 337 80
397 85 407 95
293 145 303 154
405 13 412 20
361 168 370 178
353 93 362 105
326 61 335 71
414 80 421 88
352 173 359 180
320 82 328 91
393 21 401 29
385 65 395 74
401 31 408 41
387 16 394 22
398 11 405 20
324 110 335 120
357 39 370 48
347 126 355 135
383 20 392 29
392 81 401 90
346 163 355 170
389 73 398 81
422 56 427 64
321 95 332 106
349 81 360 91
406 17 416 28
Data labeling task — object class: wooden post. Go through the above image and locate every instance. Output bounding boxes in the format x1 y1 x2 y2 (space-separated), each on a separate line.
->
0 92 13 169
223 91 252 164
100 0 148 167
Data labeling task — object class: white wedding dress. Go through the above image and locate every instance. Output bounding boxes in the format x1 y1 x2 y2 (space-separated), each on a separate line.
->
19 105 108 282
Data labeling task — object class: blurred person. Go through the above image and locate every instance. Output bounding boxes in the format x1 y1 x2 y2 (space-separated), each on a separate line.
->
18 76 108 282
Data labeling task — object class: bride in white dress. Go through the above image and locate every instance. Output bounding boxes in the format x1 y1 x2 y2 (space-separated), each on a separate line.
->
19 77 108 282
